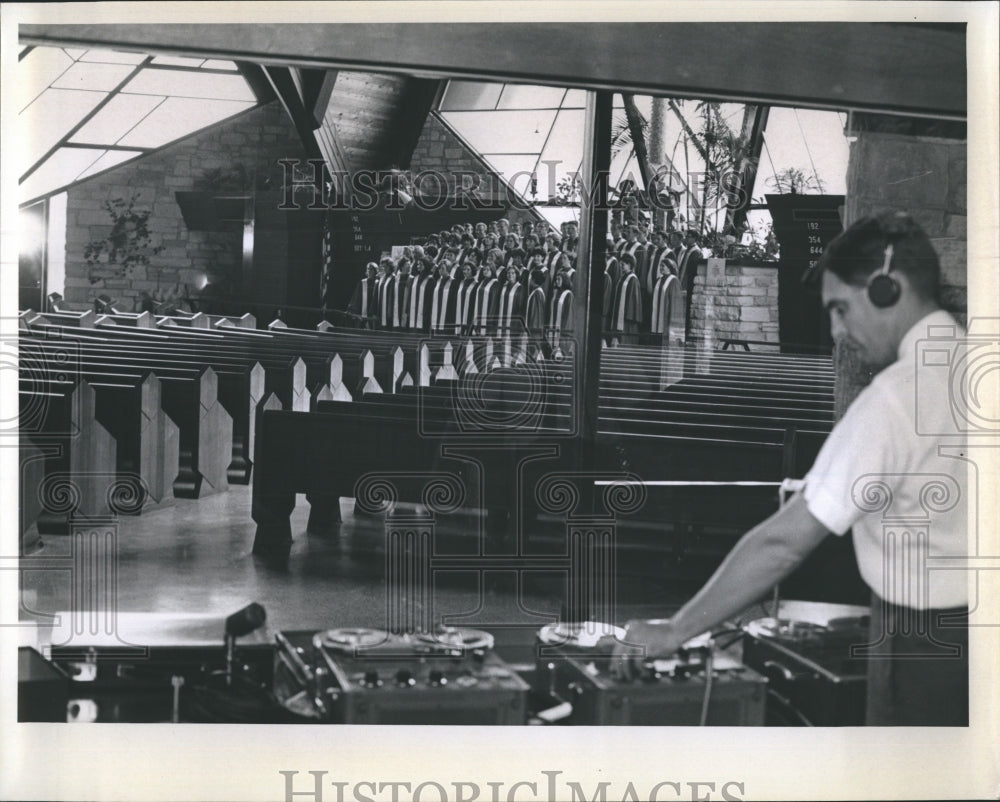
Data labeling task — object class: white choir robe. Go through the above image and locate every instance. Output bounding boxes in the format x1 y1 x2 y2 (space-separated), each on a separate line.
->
389 275 410 328
650 274 685 343
473 279 498 335
497 281 524 336
547 288 573 348
377 276 393 328
429 278 454 332
454 280 477 334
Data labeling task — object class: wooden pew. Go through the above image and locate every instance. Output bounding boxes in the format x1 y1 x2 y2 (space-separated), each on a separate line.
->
18 380 118 534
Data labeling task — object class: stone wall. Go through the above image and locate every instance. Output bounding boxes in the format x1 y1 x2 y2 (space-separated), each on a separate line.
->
689 259 780 346
835 123 966 414
409 113 546 230
845 128 967 320
63 102 309 311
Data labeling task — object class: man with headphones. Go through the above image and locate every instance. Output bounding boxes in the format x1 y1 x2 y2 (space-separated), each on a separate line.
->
614 211 969 726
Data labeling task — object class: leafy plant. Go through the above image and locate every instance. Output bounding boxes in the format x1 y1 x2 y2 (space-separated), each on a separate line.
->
84 194 164 284
766 167 826 194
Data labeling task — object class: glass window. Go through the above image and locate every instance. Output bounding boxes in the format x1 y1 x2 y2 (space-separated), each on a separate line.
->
78 49 147 65
18 47 73 111
75 149 145 180
440 109 555 154
19 88 106 167
201 59 240 71
496 85 569 110
121 68 255 101
19 147 106 203
151 55 206 68
69 93 165 145
439 81 503 111
116 96 256 148
51 62 136 92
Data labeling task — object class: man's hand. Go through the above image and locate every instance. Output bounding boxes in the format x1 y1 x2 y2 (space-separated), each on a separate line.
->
610 619 686 681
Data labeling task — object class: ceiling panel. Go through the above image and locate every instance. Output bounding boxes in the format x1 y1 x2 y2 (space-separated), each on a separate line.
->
20 147 106 202
151 55 206 68
121 68 255 101
69 93 165 145
75 148 145 181
19 47 73 111
19 88 107 166
79 49 147 65
51 61 136 92
116 96 256 148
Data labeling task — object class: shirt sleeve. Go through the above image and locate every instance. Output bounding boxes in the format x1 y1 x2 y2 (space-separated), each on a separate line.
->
803 380 909 536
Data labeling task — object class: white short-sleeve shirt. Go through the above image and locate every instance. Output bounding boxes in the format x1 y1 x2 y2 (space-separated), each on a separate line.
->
803 310 969 609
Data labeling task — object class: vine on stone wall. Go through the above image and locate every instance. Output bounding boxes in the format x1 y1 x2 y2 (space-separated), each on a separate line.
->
84 194 164 284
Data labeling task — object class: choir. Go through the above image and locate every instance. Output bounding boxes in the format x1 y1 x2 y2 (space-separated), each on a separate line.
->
344 217 695 348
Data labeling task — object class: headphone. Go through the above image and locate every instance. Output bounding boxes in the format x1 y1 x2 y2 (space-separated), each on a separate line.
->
867 242 901 308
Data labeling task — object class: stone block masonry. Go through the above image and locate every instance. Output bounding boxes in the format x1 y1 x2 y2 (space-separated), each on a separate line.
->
689 260 780 346
63 102 309 311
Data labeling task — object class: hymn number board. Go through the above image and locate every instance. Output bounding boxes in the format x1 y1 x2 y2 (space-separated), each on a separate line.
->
765 194 845 353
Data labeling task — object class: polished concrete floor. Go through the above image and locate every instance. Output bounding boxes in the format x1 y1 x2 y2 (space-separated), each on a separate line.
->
20 486 681 661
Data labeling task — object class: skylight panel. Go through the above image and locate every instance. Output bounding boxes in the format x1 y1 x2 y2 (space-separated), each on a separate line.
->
439 81 503 111
201 59 239 71
18 47 73 111
51 62 136 92
75 149 145 181
496 85 567 110
440 109 555 155
20 88 106 168
116 96 255 148
20 147 106 203
79 49 148 65
151 55 206 68
121 68 255 101
69 93 165 145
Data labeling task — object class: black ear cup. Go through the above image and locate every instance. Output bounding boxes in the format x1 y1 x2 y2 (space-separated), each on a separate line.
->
867 272 901 307
867 242 900 307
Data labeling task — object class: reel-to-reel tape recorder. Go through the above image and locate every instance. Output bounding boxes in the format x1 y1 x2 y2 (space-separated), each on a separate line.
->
273 626 529 724
534 621 767 726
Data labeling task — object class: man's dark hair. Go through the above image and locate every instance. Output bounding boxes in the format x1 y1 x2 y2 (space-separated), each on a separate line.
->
620 252 636 268
807 211 941 301
530 268 546 288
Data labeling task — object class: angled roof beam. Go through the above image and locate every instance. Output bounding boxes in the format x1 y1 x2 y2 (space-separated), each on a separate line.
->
261 64 322 160
387 78 443 170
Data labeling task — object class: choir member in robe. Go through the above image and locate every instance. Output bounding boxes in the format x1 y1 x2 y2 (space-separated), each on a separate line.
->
454 261 478 335
562 220 579 263
496 265 525 337
610 220 626 254
650 264 685 344
676 229 706 338
376 257 396 330
473 221 488 251
384 257 412 330
543 232 563 275
524 268 548 357
506 248 527 284
554 253 575 287
547 269 574 350
610 252 642 345
502 234 521 267
348 262 379 328
430 260 458 333
605 248 622 289
472 263 500 335
405 258 435 332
